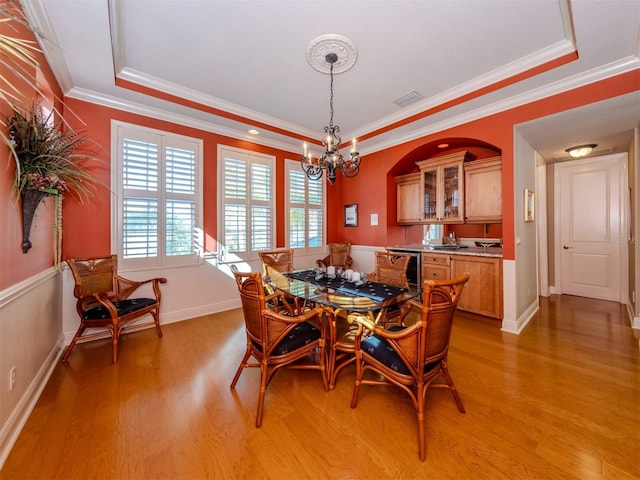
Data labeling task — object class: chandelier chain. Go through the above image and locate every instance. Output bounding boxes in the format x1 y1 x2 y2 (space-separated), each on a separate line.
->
329 61 334 129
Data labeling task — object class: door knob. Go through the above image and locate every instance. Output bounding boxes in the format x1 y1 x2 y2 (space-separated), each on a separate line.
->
563 245 573 249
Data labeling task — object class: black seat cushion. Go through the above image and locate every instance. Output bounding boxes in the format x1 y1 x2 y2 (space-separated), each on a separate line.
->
362 326 410 375
251 321 320 356
362 325 442 376
83 298 157 320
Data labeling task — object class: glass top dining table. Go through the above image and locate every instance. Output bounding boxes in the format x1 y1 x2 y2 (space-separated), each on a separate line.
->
264 268 419 314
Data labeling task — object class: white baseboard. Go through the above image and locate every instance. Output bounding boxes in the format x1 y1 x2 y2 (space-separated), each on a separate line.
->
501 300 539 334
0 337 63 469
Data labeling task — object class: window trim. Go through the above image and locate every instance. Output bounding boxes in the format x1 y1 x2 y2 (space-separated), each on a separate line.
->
111 120 203 271
284 158 326 255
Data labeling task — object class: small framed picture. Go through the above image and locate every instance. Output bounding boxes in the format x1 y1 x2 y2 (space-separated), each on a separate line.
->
344 204 358 227
524 188 535 222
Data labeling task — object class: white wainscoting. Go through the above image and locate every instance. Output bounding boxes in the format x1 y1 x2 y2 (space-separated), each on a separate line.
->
0 268 63 469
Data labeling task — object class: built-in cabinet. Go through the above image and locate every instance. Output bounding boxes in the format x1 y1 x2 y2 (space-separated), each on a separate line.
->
451 255 502 318
464 156 502 223
395 152 502 225
396 173 422 224
422 252 503 319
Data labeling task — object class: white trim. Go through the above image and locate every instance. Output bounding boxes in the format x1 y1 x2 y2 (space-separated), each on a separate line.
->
62 56 639 159
0 339 62 470
0 267 58 308
67 87 300 154
110 120 204 269
553 153 629 303
284 159 326 255
501 299 539 334
628 301 640 329
217 145 277 261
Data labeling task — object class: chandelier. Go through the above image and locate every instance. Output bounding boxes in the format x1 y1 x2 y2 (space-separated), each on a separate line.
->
301 52 361 185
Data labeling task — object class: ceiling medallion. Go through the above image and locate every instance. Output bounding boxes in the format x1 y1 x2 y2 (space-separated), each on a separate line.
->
306 34 358 74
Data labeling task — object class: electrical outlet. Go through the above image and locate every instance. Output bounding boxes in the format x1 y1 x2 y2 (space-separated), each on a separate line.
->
9 366 16 391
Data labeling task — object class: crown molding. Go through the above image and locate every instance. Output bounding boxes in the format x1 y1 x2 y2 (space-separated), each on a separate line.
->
20 0 74 93
65 87 301 154
116 67 319 141
360 56 640 155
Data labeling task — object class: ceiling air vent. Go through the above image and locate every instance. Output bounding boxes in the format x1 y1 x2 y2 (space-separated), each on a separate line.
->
392 90 423 107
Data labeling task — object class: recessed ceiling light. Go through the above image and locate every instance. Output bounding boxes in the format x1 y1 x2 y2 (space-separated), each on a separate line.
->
438 143 449 149
248 129 260 135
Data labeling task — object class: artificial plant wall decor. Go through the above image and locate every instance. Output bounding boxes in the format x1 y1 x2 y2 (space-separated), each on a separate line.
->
6 103 96 256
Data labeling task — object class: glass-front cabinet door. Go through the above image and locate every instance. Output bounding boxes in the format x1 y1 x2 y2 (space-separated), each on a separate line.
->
442 163 462 222
422 167 438 222
417 152 469 223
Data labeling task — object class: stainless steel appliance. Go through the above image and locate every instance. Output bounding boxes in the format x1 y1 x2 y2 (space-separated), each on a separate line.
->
387 248 421 288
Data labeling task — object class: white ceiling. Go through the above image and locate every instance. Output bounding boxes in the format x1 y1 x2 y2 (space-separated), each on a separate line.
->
23 0 640 161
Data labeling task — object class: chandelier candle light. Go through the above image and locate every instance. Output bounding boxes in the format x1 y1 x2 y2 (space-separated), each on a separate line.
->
301 51 361 184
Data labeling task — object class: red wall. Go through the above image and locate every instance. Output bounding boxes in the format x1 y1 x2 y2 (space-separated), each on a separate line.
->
2 18 638 290
0 14 64 290
326 69 640 260
59 99 302 260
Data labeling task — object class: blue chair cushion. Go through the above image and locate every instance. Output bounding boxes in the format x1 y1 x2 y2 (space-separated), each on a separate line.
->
361 325 442 376
84 298 157 320
252 321 320 356
362 326 410 375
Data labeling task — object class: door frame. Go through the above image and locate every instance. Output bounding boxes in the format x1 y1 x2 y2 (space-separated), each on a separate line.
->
552 153 629 303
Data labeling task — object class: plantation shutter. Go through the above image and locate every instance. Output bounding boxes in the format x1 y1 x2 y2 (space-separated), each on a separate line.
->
115 123 202 268
220 147 275 259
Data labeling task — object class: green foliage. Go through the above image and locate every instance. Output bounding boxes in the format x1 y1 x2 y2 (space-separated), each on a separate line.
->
6 103 97 200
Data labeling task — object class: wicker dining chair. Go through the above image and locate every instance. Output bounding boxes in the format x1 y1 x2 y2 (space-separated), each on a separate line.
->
350 273 471 461
258 249 302 313
366 251 412 325
316 242 353 270
64 255 167 363
258 249 294 276
230 270 329 427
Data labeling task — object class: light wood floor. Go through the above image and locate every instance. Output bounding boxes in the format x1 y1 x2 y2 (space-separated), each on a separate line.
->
1 295 638 479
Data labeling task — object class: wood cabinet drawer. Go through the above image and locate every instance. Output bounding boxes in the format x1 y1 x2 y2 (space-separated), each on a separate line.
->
423 265 450 281
422 253 450 266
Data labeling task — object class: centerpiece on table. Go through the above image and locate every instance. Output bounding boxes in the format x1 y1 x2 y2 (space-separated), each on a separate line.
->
6 103 97 255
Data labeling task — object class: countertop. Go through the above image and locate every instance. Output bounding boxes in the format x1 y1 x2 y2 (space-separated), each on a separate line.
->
388 244 503 258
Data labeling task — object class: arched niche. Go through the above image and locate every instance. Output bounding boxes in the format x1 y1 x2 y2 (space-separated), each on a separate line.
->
389 137 501 176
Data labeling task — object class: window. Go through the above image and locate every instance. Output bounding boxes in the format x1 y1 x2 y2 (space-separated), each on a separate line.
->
219 146 275 260
285 159 325 253
424 224 443 244
112 122 202 269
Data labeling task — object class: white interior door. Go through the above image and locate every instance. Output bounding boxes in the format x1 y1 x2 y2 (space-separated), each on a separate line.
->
557 153 627 302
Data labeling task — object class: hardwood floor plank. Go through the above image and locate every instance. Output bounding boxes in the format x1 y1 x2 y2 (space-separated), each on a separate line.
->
1 295 638 479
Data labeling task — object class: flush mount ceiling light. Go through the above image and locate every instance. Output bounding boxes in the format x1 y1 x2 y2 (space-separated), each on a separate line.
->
247 129 259 135
565 144 598 158
301 34 361 185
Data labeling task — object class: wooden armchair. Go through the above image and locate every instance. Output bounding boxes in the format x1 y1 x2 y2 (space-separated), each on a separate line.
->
316 242 353 270
230 270 329 427
63 255 167 363
350 273 471 461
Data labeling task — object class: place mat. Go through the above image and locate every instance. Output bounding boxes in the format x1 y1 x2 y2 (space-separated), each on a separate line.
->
285 269 407 302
